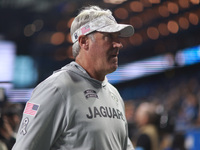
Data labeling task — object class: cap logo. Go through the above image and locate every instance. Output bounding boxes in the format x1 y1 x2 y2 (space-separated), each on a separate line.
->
81 25 91 34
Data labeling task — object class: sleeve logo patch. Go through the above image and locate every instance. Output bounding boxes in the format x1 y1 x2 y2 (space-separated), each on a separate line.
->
20 117 29 135
24 102 40 117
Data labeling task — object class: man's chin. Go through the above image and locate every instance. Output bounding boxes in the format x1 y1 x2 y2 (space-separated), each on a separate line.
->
109 65 118 73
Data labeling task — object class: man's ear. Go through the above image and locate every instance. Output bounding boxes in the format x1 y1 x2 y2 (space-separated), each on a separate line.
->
78 35 89 50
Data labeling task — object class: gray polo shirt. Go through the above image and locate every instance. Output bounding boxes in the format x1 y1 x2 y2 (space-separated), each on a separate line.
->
12 62 134 150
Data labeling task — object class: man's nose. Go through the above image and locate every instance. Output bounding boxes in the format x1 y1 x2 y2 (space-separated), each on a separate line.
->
113 41 123 49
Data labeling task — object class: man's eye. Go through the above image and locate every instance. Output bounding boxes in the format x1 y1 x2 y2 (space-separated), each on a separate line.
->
103 33 119 41
105 34 112 38
103 34 112 41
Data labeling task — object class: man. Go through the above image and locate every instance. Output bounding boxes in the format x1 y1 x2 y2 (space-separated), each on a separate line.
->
12 5 135 150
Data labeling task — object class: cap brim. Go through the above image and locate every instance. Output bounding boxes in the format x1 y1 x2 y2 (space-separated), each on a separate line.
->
96 24 134 37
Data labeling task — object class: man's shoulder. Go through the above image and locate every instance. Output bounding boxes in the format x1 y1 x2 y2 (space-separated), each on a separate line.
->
107 82 118 92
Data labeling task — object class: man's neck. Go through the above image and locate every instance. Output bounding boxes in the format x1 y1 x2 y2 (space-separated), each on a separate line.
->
75 59 105 81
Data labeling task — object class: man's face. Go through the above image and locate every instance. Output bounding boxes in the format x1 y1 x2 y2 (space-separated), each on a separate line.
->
88 32 123 75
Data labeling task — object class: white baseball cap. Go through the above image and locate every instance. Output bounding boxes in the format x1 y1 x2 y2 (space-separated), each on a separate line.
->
71 14 134 43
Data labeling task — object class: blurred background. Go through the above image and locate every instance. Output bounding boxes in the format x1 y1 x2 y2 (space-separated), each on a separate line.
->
0 0 200 149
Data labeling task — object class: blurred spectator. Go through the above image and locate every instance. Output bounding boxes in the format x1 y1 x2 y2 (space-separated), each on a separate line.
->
0 140 7 150
125 73 200 150
0 102 23 150
182 93 199 124
134 102 160 150
125 100 137 142
170 132 186 150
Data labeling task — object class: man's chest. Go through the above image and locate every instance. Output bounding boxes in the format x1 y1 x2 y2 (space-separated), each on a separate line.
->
65 86 127 137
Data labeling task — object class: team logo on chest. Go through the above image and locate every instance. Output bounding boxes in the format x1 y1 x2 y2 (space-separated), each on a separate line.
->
84 89 98 99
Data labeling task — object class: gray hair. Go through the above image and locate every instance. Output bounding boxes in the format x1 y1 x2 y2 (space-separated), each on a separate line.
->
70 6 112 58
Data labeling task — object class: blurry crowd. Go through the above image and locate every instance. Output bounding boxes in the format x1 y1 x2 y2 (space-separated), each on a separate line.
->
125 74 200 150
0 102 23 150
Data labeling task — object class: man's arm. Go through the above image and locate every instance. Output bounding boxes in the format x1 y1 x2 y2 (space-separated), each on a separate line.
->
12 84 67 150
